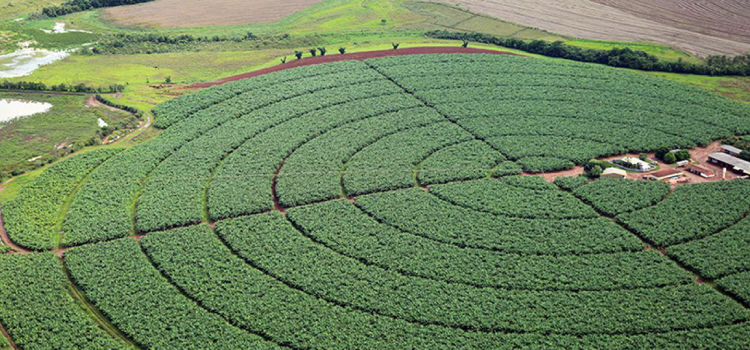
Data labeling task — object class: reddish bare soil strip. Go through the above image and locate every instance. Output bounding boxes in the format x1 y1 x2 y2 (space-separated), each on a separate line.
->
271 163 286 215
188 47 520 89
103 0 323 28
522 166 584 182
0 322 18 350
432 0 750 57
0 206 30 254
85 96 119 112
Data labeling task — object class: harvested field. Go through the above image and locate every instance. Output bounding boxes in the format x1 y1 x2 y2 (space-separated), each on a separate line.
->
431 0 750 57
102 0 324 28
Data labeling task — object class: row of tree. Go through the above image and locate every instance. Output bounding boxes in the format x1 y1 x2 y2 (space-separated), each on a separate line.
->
34 0 155 18
95 94 143 117
89 32 270 55
426 30 750 76
0 80 125 93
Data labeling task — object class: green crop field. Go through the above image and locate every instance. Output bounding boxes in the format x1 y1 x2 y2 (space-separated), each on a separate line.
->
1 53 750 349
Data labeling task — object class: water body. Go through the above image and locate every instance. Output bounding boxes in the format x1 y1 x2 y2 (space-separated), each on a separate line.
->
40 22 93 34
0 99 53 123
0 48 70 78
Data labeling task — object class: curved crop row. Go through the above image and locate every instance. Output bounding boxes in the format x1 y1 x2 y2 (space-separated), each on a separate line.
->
3 149 121 250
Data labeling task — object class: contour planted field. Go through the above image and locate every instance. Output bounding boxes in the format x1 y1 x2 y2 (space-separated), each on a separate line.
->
2 54 750 349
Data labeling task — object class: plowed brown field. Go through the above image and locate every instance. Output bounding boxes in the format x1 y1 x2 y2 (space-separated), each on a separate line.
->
103 0 323 28
432 0 750 57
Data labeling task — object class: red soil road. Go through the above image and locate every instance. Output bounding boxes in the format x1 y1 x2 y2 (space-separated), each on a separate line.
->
0 206 30 254
187 47 520 89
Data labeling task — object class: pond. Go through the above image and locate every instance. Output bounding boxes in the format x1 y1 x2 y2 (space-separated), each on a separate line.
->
0 99 53 123
0 48 70 78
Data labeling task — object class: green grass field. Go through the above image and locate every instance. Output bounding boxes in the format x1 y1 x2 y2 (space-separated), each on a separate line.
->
0 0 65 20
0 91 136 175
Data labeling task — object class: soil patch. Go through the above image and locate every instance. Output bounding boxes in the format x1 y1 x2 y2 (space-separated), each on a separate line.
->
103 0 323 28
430 0 750 57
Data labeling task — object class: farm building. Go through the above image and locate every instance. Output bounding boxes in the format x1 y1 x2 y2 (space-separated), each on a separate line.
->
621 157 654 171
721 145 743 157
644 169 684 181
708 152 750 176
685 164 715 178
600 167 627 179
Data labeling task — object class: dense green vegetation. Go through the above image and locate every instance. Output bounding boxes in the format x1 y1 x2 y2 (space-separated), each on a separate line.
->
65 238 279 350
619 181 750 246
573 178 671 216
0 253 128 349
3 54 750 348
3 148 120 250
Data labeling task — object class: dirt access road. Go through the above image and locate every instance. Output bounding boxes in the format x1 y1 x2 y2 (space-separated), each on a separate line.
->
103 0 323 27
432 0 750 57
188 46 519 89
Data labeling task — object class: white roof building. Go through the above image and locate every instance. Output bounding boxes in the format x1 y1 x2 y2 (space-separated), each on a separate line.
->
622 157 653 171
601 167 627 179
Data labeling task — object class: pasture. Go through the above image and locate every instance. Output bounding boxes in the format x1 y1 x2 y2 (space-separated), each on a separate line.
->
0 92 135 176
1 53 750 349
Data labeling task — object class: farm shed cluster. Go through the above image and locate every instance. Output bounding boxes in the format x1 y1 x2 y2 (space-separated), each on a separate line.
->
601 167 627 179
708 152 750 176
644 169 684 181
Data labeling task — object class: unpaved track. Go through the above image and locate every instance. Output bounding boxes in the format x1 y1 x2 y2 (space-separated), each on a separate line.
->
0 206 30 254
188 47 519 89
431 0 750 57
103 0 323 27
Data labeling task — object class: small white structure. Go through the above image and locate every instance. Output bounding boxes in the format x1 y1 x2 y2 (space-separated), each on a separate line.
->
622 157 654 171
601 167 627 179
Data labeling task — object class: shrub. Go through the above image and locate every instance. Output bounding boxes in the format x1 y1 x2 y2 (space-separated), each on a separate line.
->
663 152 677 164
675 149 691 161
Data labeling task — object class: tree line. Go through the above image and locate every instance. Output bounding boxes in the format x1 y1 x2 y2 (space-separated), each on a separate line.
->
95 94 143 117
426 30 750 76
33 0 155 18
1 80 125 93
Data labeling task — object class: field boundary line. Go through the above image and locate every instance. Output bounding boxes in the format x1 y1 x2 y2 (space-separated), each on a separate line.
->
364 61 513 162
0 320 18 350
59 256 143 349
54 151 122 249
561 183 750 310
135 240 297 349
132 79 390 234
